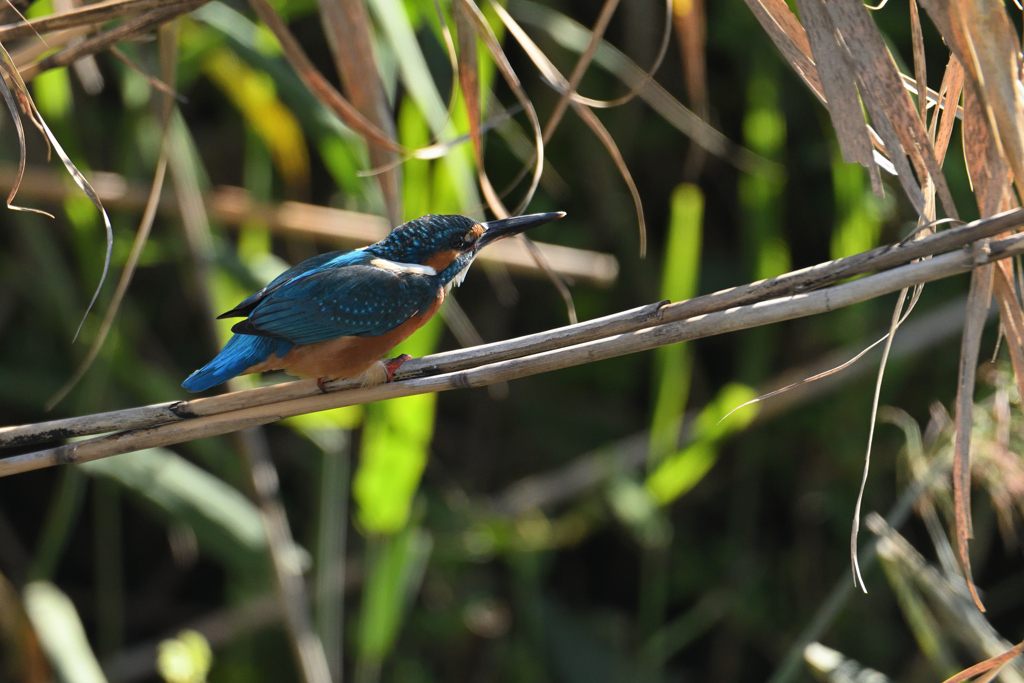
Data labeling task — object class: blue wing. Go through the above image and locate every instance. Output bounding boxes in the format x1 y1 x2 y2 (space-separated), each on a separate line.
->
218 250 370 319
231 264 439 345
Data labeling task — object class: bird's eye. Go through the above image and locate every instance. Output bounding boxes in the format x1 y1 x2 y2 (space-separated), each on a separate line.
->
451 231 476 249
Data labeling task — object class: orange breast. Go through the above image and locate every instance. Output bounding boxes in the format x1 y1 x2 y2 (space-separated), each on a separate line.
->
243 288 445 380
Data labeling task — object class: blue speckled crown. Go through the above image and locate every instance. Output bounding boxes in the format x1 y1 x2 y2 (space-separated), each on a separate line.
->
369 215 478 265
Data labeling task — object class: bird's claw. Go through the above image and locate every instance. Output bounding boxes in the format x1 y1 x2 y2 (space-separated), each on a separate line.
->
317 377 328 394
383 354 413 383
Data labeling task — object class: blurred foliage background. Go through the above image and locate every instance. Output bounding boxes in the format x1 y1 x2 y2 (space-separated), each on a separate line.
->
0 0 1022 682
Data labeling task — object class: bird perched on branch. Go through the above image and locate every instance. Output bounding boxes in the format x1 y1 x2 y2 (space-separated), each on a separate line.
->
182 212 566 393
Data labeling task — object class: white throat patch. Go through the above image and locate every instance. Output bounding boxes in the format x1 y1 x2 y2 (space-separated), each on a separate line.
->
443 258 475 295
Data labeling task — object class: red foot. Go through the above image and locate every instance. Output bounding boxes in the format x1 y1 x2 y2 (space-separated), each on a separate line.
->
317 377 328 394
383 354 413 382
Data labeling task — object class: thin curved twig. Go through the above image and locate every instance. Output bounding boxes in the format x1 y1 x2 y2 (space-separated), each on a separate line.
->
493 1 646 257
44 26 178 410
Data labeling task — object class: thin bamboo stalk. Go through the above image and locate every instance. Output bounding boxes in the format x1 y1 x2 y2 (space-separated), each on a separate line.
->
2 230 1022 477
3 207 1022 451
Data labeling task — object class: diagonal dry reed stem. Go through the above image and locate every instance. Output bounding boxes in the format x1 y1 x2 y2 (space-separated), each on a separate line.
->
16 0 210 82
3 207 1023 451
0 0 184 42
3 226 1024 477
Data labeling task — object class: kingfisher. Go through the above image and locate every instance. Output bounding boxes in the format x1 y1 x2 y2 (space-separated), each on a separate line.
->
182 211 565 393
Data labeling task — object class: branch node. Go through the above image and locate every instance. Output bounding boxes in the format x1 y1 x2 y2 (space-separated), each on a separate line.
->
169 401 198 419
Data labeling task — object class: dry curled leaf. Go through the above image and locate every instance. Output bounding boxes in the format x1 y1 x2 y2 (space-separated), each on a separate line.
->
0 40 112 342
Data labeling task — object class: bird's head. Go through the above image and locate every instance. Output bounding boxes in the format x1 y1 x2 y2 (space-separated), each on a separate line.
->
369 212 566 281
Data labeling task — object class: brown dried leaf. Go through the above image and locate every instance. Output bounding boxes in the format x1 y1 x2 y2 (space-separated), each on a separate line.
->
959 0 1024 199
459 0 577 321
910 0 927 124
493 0 623 205
513 0 767 173
455 0 482 164
253 0 486 189
0 0 174 42
743 0 825 102
942 639 1024 683
919 0 1024 199
953 264 993 612
673 0 708 177
868 96 928 213
793 0 882 196
900 73 964 121
674 0 708 120
19 0 206 83
963 79 1012 218
823 0 958 220
933 55 964 164
964 65 1019 422
501 0 683 201
913 0 962 51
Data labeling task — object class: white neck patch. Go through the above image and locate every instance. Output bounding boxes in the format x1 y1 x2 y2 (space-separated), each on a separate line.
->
370 257 437 276
443 257 475 295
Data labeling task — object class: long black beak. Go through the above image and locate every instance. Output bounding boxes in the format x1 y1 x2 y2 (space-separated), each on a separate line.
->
477 211 566 249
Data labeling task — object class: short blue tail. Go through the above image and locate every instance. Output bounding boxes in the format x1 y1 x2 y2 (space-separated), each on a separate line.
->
182 334 294 393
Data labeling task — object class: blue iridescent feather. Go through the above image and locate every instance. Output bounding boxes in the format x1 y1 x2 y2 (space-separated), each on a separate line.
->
181 333 294 392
